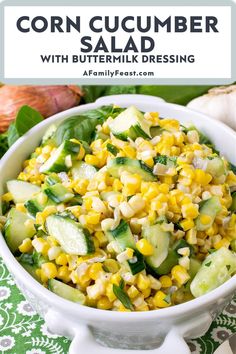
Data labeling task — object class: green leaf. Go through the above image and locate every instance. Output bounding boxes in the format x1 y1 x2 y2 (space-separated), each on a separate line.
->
105 85 138 96
53 105 124 146
15 105 43 136
81 86 107 103
7 123 20 147
113 284 134 310
0 133 8 158
138 85 213 105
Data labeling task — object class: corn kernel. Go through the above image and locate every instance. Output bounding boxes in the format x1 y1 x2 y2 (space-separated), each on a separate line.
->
106 283 117 302
136 239 154 256
32 237 50 256
142 287 151 299
214 238 230 249
128 195 145 214
73 179 88 195
85 212 101 225
19 238 33 253
41 262 57 279
48 246 61 260
159 275 172 288
113 179 123 191
186 228 197 244
200 214 212 225
97 296 113 310
159 183 169 194
180 219 195 231
85 154 100 167
153 291 171 308
122 145 136 158
94 231 108 247
119 201 135 218
181 203 199 219
171 265 190 286
195 169 212 185
118 304 131 312
1 192 13 202
57 266 71 283
16 203 27 213
127 285 140 299
137 274 151 290
89 263 103 280
111 273 121 286
55 253 68 266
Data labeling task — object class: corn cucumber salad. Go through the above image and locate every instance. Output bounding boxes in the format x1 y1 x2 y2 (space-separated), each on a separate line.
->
1 105 236 311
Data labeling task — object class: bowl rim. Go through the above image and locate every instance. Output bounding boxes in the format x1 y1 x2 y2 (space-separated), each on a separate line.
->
0 93 236 322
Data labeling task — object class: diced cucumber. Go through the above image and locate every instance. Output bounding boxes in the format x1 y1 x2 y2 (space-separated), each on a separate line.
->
107 157 156 182
154 249 179 275
4 209 36 253
25 199 43 217
142 224 170 268
46 215 95 255
150 126 164 138
230 192 236 212
111 220 145 274
189 258 201 279
195 196 222 231
44 183 74 203
111 220 136 250
71 161 97 181
7 180 40 204
25 192 55 217
40 140 81 174
128 250 146 274
190 247 236 298
41 124 57 145
109 106 151 140
49 279 85 304
68 195 83 206
206 157 226 178
107 143 119 156
45 174 62 186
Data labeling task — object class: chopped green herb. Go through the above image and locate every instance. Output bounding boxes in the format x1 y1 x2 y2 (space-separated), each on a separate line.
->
226 265 231 271
119 278 125 289
205 261 212 267
154 155 177 166
113 284 134 310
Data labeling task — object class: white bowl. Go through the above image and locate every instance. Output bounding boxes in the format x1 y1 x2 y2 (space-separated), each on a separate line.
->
0 94 236 354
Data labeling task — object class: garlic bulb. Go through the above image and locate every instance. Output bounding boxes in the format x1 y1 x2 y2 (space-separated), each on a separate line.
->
187 85 236 131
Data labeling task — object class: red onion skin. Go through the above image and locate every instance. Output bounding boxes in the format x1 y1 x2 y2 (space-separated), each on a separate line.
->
0 85 83 133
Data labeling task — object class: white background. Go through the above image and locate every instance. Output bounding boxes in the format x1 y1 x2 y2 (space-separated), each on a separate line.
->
4 6 231 79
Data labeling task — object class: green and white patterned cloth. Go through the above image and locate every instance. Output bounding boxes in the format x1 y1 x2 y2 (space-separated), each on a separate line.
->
0 256 235 354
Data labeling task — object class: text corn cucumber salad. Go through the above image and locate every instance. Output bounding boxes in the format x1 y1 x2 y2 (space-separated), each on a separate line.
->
1 104 236 311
